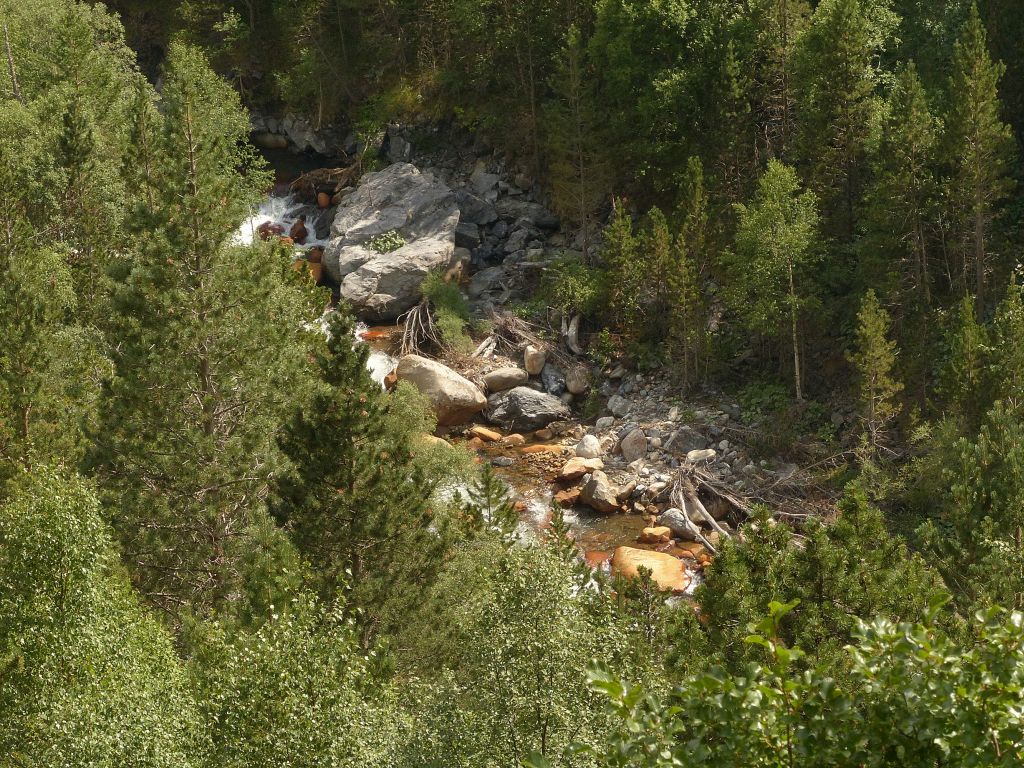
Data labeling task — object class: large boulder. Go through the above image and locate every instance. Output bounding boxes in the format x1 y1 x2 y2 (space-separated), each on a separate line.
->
323 164 460 321
396 355 486 426
611 547 690 593
484 386 570 432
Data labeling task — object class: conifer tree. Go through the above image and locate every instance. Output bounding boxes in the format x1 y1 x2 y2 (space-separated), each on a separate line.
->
545 24 609 259
459 463 519 543
940 294 992 433
795 0 884 237
849 290 903 459
90 43 318 619
271 311 447 636
946 3 1015 311
602 200 644 337
865 63 939 306
644 206 674 341
668 157 708 390
751 0 811 160
725 160 821 400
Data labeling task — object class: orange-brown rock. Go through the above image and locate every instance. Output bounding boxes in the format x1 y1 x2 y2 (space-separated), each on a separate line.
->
611 547 690 593
465 437 485 451
307 246 324 264
639 526 673 545
533 428 554 441
469 425 502 442
554 488 581 507
278 236 295 246
289 218 309 244
521 444 563 455
257 221 285 240
559 456 604 481
317 191 331 209
503 433 526 447
383 369 399 391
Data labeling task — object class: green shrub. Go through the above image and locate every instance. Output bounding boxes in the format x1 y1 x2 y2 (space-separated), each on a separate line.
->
422 271 473 352
368 231 407 253
541 254 609 318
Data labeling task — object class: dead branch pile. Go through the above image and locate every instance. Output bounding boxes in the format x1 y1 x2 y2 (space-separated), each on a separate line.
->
674 455 843 534
485 311 576 368
289 165 361 201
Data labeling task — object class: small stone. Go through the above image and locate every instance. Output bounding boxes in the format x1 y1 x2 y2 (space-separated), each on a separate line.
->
686 448 717 463
607 395 631 417
595 416 615 431
503 433 526 447
640 526 673 545
575 434 602 459
580 470 620 513
524 344 547 375
491 456 514 467
534 428 554 441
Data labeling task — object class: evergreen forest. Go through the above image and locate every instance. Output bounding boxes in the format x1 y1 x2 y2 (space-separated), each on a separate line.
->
4 0 1024 765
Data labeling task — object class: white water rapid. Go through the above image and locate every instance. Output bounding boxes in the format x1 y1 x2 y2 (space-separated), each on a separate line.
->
234 193 331 250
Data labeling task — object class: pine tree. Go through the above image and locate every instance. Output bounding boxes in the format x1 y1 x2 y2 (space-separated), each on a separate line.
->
940 294 992 433
864 63 939 307
849 290 903 459
90 43 318 619
644 205 674 341
946 3 1015 312
545 24 609 259
751 0 812 160
271 312 447 637
667 157 708 391
795 0 884 237
602 200 644 337
725 160 821 401
459 463 519 543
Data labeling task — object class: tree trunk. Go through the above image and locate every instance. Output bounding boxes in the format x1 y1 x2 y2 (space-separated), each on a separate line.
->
788 260 803 401
3 23 22 104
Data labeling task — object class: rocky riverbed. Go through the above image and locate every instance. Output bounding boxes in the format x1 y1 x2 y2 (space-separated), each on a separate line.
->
249 122 806 595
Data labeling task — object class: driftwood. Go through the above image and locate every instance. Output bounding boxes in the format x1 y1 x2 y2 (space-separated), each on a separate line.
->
670 475 732 555
398 299 441 356
563 314 584 355
289 165 361 201
471 335 498 358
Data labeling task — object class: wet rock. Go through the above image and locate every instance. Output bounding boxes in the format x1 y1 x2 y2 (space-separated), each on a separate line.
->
469 425 502 442
396 354 486 426
619 428 648 464
492 456 515 467
485 386 570 432
611 547 689 593
483 366 530 393
575 434 602 459
503 433 526 447
524 345 547 375
555 488 581 507
639 526 673 545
